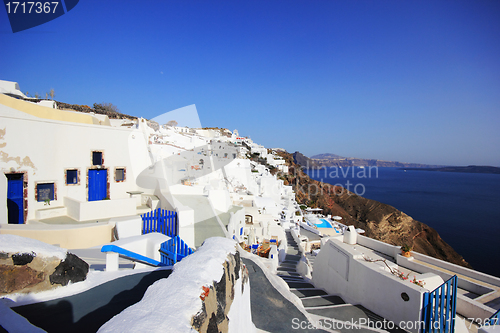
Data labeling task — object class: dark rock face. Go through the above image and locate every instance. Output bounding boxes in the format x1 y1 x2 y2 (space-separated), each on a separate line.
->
49 253 89 286
12 252 35 265
293 151 321 169
0 265 44 293
206 313 219 333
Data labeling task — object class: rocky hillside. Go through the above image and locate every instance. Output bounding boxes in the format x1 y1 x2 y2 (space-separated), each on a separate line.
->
296 152 443 168
278 151 471 268
56 101 137 120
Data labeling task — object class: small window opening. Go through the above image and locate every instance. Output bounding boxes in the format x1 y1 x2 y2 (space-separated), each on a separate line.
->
92 151 103 166
115 168 125 182
66 169 78 184
37 183 54 202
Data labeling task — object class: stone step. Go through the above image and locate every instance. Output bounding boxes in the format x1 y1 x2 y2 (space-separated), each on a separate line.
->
285 281 315 289
277 271 301 278
306 304 389 328
280 273 304 279
277 267 297 273
290 288 328 298
301 295 346 308
283 254 301 261
278 263 296 268
278 261 297 265
281 277 306 283
282 258 299 262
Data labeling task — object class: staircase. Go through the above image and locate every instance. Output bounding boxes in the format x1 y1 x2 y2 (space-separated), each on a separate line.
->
277 230 406 333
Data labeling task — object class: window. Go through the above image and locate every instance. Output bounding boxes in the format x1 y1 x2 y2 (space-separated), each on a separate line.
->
115 168 125 182
66 169 78 185
92 151 102 166
37 183 54 202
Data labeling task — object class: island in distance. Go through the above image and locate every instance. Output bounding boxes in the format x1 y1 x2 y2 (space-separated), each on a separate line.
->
401 165 500 175
293 152 500 175
294 152 443 169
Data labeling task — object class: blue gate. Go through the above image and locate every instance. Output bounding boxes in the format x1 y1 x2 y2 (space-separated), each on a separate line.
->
88 169 107 201
488 309 500 326
141 208 178 237
421 275 458 333
159 236 194 265
6 174 23 224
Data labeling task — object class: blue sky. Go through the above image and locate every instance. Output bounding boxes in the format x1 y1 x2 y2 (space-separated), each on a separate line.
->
1 0 499 166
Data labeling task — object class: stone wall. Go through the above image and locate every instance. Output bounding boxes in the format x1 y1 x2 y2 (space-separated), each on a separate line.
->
191 251 249 333
0 251 89 296
98 237 255 333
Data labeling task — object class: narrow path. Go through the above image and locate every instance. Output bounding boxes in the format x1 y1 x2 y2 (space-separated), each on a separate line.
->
243 257 327 333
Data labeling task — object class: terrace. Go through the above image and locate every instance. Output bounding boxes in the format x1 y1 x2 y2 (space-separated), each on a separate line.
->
294 224 500 333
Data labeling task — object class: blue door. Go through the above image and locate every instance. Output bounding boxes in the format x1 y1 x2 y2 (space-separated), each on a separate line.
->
7 174 24 224
88 169 107 201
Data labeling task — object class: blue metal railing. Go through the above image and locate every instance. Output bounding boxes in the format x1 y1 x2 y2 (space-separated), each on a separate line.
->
488 309 500 326
421 275 458 333
141 208 178 237
159 236 194 266
101 244 167 267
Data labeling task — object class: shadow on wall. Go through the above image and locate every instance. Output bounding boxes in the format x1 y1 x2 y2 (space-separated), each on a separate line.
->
11 269 173 333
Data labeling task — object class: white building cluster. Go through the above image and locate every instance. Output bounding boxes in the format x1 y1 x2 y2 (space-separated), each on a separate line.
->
0 80 295 253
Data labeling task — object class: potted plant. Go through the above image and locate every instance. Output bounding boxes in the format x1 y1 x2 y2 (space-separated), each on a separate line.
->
401 243 412 257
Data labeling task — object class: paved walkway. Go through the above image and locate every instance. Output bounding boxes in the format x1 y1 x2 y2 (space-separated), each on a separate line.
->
243 257 328 333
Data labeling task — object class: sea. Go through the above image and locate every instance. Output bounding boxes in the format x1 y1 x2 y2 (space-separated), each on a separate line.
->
305 167 500 278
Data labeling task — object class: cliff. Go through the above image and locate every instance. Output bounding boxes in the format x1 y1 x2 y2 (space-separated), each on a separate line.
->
279 152 471 268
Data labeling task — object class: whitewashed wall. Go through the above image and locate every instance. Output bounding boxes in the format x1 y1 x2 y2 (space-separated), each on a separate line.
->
312 239 428 333
0 100 150 222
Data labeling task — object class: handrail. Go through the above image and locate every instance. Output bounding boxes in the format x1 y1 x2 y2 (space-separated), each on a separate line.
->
101 244 167 267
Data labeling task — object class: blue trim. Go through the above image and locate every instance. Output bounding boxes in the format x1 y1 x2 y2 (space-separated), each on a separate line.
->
159 236 194 266
88 169 107 201
489 309 500 326
101 244 167 267
141 208 178 237
421 275 457 333
7 174 24 224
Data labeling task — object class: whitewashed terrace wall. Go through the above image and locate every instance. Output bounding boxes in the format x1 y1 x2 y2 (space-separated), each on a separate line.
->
64 197 137 221
356 234 499 320
313 239 426 333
